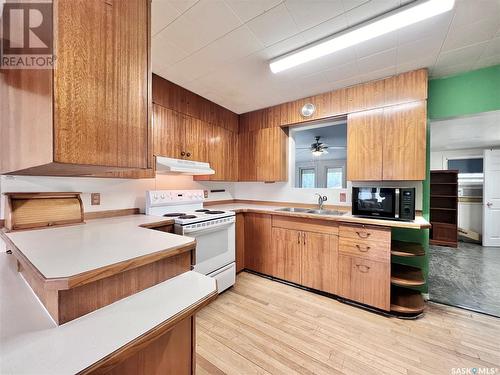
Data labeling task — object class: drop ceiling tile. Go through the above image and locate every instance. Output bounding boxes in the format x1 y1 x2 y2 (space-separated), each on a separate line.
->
159 0 242 55
151 0 181 36
436 41 488 69
358 65 397 82
247 3 300 47
284 0 345 31
354 32 398 59
397 55 436 74
152 31 191 70
449 0 500 28
169 25 263 80
321 61 359 83
168 0 199 14
430 62 474 78
397 36 443 65
224 0 282 23
396 11 453 45
474 54 500 70
344 0 400 27
357 47 397 73
480 36 500 59
443 16 499 52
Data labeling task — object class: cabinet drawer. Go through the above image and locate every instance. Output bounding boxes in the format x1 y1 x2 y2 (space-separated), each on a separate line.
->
339 237 389 262
339 224 390 243
338 255 390 311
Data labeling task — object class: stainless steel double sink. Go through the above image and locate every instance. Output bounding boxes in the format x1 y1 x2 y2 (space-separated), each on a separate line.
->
275 207 346 216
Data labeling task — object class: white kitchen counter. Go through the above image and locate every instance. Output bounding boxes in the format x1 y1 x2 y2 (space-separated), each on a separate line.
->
5 215 193 279
206 202 431 229
0 250 216 375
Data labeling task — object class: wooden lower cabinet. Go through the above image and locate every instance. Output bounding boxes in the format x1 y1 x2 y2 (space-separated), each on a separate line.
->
244 213 277 276
236 213 245 273
272 227 302 284
338 255 390 311
301 231 338 295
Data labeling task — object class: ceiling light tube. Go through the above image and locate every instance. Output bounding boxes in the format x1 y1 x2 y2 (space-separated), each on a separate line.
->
269 0 455 73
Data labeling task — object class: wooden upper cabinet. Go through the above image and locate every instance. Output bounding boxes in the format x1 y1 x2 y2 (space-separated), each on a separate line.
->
1 0 151 176
153 104 182 159
239 127 288 182
383 101 427 180
347 109 384 181
347 101 427 181
183 116 209 162
205 125 238 181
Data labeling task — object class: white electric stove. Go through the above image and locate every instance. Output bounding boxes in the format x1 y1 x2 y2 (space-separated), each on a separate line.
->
145 189 235 292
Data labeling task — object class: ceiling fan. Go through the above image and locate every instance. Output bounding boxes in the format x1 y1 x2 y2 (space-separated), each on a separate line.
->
297 136 345 156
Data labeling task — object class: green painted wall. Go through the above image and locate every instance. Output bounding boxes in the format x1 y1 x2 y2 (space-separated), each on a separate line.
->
428 64 500 119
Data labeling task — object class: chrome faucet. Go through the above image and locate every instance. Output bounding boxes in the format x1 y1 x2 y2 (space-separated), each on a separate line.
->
315 193 328 210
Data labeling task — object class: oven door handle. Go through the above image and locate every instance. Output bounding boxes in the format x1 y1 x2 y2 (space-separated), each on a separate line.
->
182 221 234 235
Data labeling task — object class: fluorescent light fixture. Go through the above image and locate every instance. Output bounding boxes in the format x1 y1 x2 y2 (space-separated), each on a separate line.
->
269 0 455 73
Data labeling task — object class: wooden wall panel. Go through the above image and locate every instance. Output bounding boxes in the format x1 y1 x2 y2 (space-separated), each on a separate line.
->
238 69 427 131
54 0 149 169
346 109 384 181
382 101 427 180
152 74 238 132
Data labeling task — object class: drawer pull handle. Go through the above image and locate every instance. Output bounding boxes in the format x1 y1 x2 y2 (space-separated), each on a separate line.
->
356 231 371 238
356 244 370 252
356 264 370 273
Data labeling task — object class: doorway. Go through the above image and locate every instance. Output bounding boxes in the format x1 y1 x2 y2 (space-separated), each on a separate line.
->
429 110 500 317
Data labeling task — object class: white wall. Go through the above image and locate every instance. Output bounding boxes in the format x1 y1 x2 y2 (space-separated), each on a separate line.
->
0 175 234 219
430 148 485 170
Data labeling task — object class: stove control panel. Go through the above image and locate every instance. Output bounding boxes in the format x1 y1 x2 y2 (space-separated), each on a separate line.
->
146 190 205 207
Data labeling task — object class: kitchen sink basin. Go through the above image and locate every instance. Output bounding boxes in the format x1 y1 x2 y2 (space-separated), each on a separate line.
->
305 209 346 216
275 207 311 213
275 207 346 216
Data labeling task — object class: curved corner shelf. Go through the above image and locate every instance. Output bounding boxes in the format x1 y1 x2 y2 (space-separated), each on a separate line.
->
391 240 425 257
391 263 425 287
391 286 425 315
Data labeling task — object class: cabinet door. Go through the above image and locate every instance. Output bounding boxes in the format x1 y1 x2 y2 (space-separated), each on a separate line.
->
255 127 288 182
382 101 426 180
238 131 257 181
272 227 301 283
236 213 245 273
338 255 390 311
346 109 384 181
182 116 209 162
301 232 338 294
244 213 275 276
207 126 237 181
153 104 183 159
54 0 149 168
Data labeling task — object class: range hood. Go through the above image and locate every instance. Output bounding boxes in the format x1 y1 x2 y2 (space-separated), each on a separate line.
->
155 156 215 175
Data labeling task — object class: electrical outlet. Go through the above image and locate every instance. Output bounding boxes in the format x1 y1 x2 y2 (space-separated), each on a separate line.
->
339 192 347 203
203 190 209 198
91 193 101 205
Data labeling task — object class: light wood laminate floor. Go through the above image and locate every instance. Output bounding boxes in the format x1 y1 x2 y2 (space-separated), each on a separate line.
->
196 272 500 375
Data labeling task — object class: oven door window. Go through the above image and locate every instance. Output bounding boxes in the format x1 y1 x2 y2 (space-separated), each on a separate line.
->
189 223 235 275
355 188 395 218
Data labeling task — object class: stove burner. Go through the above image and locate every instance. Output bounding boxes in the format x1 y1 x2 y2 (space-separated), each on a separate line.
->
205 210 225 215
163 213 185 217
178 215 197 219
195 209 210 212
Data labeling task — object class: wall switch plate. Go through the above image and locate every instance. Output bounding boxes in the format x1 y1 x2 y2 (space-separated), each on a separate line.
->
203 190 209 198
339 192 347 203
91 193 101 205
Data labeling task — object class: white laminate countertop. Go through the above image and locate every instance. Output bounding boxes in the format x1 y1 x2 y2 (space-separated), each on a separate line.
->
205 203 431 229
5 215 193 279
0 250 216 375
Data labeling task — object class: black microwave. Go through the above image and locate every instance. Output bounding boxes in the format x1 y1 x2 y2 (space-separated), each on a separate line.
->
352 187 416 221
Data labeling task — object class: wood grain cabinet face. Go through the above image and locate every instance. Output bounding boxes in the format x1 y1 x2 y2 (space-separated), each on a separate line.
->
272 227 302 284
54 0 150 169
301 231 338 295
244 214 275 276
347 109 384 181
338 255 390 311
239 127 288 182
153 104 182 159
382 101 427 180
